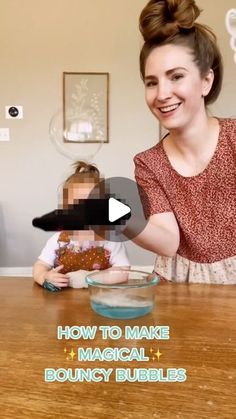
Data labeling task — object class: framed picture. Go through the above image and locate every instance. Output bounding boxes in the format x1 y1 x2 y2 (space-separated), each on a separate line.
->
63 72 109 143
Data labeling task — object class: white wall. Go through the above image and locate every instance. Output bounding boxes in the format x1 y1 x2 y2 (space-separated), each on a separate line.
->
0 0 235 268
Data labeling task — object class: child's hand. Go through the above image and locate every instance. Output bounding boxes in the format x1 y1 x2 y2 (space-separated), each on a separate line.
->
67 270 90 288
45 265 69 288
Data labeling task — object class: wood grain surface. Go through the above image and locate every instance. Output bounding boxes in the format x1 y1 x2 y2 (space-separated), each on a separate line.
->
0 278 235 419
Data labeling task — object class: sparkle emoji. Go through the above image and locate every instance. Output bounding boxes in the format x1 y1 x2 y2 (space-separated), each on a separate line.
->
150 347 162 361
64 347 76 361
154 348 162 361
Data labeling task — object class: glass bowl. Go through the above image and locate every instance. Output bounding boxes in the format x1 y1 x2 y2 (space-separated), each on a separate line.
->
85 269 159 319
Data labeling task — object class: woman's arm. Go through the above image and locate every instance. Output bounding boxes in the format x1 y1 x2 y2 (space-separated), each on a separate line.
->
124 212 180 257
132 152 180 256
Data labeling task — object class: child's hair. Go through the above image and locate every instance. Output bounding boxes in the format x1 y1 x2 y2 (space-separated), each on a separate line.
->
64 161 100 185
61 161 100 207
139 0 223 105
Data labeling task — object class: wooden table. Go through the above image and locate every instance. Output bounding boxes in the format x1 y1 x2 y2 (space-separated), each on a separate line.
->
0 278 235 419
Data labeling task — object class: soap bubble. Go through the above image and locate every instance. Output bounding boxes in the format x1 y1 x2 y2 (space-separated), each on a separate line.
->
225 9 236 63
49 109 104 161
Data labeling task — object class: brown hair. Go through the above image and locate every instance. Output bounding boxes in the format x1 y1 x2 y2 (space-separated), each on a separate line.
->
62 161 100 206
65 161 100 184
139 0 223 105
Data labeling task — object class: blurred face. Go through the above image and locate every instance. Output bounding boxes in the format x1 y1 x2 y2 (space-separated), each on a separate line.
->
62 179 99 240
144 44 214 132
64 181 98 206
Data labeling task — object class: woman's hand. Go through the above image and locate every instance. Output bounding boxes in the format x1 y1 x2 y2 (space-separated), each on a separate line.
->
45 265 69 288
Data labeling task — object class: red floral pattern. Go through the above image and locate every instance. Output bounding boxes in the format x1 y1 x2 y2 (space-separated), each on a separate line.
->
134 118 236 263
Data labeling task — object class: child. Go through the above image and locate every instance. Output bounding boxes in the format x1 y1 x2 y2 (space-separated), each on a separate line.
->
33 161 130 290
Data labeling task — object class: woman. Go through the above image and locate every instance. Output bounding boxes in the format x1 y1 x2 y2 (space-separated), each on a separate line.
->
130 0 236 283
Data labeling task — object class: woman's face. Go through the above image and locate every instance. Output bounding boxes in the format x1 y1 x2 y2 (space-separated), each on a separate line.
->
144 44 213 132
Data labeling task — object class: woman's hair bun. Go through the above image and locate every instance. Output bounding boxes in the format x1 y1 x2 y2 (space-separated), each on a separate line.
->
139 0 201 42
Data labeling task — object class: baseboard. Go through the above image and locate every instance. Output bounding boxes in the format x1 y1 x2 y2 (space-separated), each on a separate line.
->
0 265 153 277
0 267 32 277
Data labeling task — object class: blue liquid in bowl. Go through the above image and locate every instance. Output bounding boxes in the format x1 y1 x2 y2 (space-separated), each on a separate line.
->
91 301 154 319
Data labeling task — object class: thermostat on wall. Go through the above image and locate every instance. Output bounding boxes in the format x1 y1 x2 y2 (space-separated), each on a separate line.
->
5 105 23 119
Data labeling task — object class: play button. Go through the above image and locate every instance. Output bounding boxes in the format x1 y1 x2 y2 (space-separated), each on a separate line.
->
89 176 148 242
108 198 131 222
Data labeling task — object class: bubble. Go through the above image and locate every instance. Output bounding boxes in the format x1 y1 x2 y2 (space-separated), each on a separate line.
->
49 109 104 161
225 9 236 63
